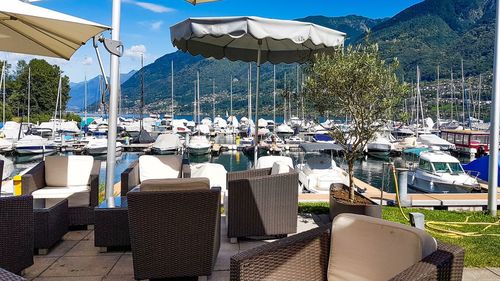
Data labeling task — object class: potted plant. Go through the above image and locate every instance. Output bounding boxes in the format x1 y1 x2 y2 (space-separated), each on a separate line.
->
304 43 408 220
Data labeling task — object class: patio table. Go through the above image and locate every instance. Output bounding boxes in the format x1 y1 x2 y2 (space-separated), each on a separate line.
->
94 196 130 252
33 198 69 255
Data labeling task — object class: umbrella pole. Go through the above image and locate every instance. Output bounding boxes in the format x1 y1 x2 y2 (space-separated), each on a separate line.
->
254 40 262 166
105 0 122 205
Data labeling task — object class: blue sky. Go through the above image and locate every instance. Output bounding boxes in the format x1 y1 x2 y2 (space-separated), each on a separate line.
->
1 0 422 83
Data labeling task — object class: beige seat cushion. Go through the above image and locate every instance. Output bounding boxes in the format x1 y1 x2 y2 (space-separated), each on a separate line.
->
190 163 227 193
31 185 90 207
327 213 437 281
140 178 210 192
45 155 94 187
139 155 182 182
271 162 291 175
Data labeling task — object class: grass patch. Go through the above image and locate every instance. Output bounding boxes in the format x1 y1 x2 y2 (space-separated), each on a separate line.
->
298 202 500 267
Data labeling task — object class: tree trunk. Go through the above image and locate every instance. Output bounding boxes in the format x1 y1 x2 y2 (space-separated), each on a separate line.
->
347 159 355 203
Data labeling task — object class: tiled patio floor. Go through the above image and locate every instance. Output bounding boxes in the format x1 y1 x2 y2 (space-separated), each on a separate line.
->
24 214 321 281
24 214 500 281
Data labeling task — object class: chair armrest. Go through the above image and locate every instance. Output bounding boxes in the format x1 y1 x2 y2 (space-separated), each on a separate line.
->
230 226 330 281
390 242 464 281
227 168 271 182
89 160 101 207
21 161 46 195
120 160 139 196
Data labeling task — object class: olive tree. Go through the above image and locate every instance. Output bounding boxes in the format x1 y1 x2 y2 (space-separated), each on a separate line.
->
305 44 407 201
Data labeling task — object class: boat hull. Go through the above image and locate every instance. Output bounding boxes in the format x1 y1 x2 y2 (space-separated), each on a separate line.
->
151 147 179 155
15 145 58 155
188 146 211 155
86 146 123 155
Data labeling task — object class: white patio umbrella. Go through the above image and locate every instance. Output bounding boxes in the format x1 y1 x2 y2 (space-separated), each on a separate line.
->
0 0 110 60
170 16 345 163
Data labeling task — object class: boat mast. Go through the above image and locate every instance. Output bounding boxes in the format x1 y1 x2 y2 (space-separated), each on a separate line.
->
296 65 299 118
415 66 420 137
436 65 440 126
230 75 233 117
212 79 215 121
84 74 88 125
197 71 200 124
284 72 287 124
450 68 454 121
52 75 62 139
193 80 197 121
28 66 30 125
140 54 144 131
478 74 482 121
461 59 466 125
273 65 276 131
1 61 5 125
171 60 174 118
248 63 252 121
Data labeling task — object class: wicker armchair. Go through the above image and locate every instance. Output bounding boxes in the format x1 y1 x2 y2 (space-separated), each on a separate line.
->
21 156 100 226
231 224 464 281
0 268 27 281
120 155 191 196
0 195 34 275
226 167 298 242
127 178 220 280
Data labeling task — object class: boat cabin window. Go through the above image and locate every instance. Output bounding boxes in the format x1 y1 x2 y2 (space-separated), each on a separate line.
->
470 135 489 145
418 159 432 172
445 133 455 143
448 162 464 174
455 134 465 145
432 162 449 173
306 156 333 169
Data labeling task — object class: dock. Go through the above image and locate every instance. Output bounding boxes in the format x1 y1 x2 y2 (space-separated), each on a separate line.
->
298 177 500 211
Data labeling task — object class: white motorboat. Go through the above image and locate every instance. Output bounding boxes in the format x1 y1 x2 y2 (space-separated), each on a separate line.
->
187 135 211 155
239 137 254 145
407 151 480 193
417 134 455 151
0 121 23 140
256 155 294 169
84 138 123 155
296 155 349 194
151 134 181 155
275 123 294 135
14 135 57 155
285 135 304 144
0 138 13 152
366 132 396 157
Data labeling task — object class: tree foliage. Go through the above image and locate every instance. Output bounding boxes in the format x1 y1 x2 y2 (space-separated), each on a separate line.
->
305 44 408 200
2 59 70 122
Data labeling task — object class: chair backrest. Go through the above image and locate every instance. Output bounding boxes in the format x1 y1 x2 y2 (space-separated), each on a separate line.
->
127 187 220 279
327 213 437 281
256 156 294 169
138 155 182 182
270 161 292 175
140 178 210 192
45 155 94 187
191 163 227 192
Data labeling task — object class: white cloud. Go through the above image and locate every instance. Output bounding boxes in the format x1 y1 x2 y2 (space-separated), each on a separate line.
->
123 0 174 13
150 20 163 31
124 44 147 59
82 56 93 66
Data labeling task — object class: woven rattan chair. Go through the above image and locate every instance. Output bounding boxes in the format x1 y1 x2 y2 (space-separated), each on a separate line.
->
226 167 298 243
231 216 464 281
0 268 27 281
120 155 191 196
21 156 100 227
127 178 220 280
0 195 34 275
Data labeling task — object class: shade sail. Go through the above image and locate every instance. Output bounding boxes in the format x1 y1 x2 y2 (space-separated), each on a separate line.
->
170 16 346 64
0 0 110 60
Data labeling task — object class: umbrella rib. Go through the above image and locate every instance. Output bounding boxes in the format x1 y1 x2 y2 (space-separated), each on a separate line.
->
0 20 69 59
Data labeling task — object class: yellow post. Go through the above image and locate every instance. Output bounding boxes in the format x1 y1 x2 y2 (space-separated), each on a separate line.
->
236 135 240 145
13 175 22 196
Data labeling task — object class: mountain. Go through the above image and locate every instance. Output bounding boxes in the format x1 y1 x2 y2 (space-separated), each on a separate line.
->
119 0 496 115
296 15 387 44
364 0 495 80
68 70 136 111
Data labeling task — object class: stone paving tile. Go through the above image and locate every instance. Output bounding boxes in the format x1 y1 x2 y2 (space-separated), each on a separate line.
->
108 254 134 276
25 257 58 278
462 268 500 281
102 275 136 281
40 256 120 277
487 268 500 277
43 240 78 257
32 276 103 281
84 230 95 241
65 240 122 257
209 270 230 281
63 230 91 241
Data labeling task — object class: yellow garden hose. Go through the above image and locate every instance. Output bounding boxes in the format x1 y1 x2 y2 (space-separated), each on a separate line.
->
390 164 499 238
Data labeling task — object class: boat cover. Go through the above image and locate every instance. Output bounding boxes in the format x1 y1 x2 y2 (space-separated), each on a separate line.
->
132 129 155 144
463 155 499 186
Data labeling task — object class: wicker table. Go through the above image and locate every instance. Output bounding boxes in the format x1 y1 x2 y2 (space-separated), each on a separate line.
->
94 196 130 252
33 198 69 255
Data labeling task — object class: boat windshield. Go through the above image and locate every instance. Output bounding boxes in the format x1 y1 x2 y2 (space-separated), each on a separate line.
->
432 162 464 174
306 156 333 170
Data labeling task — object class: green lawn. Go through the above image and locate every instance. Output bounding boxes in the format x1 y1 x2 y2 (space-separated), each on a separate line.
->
298 202 500 268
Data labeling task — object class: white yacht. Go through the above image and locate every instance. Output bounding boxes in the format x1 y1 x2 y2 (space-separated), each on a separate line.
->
84 138 123 155
408 151 480 193
285 135 304 144
417 134 455 151
296 155 349 194
366 132 396 157
14 135 57 155
187 135 211 155
275 123 294 135
151 134 181 155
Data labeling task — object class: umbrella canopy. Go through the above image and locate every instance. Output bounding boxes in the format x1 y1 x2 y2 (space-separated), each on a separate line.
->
170 16 346 64
0 0 110 60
